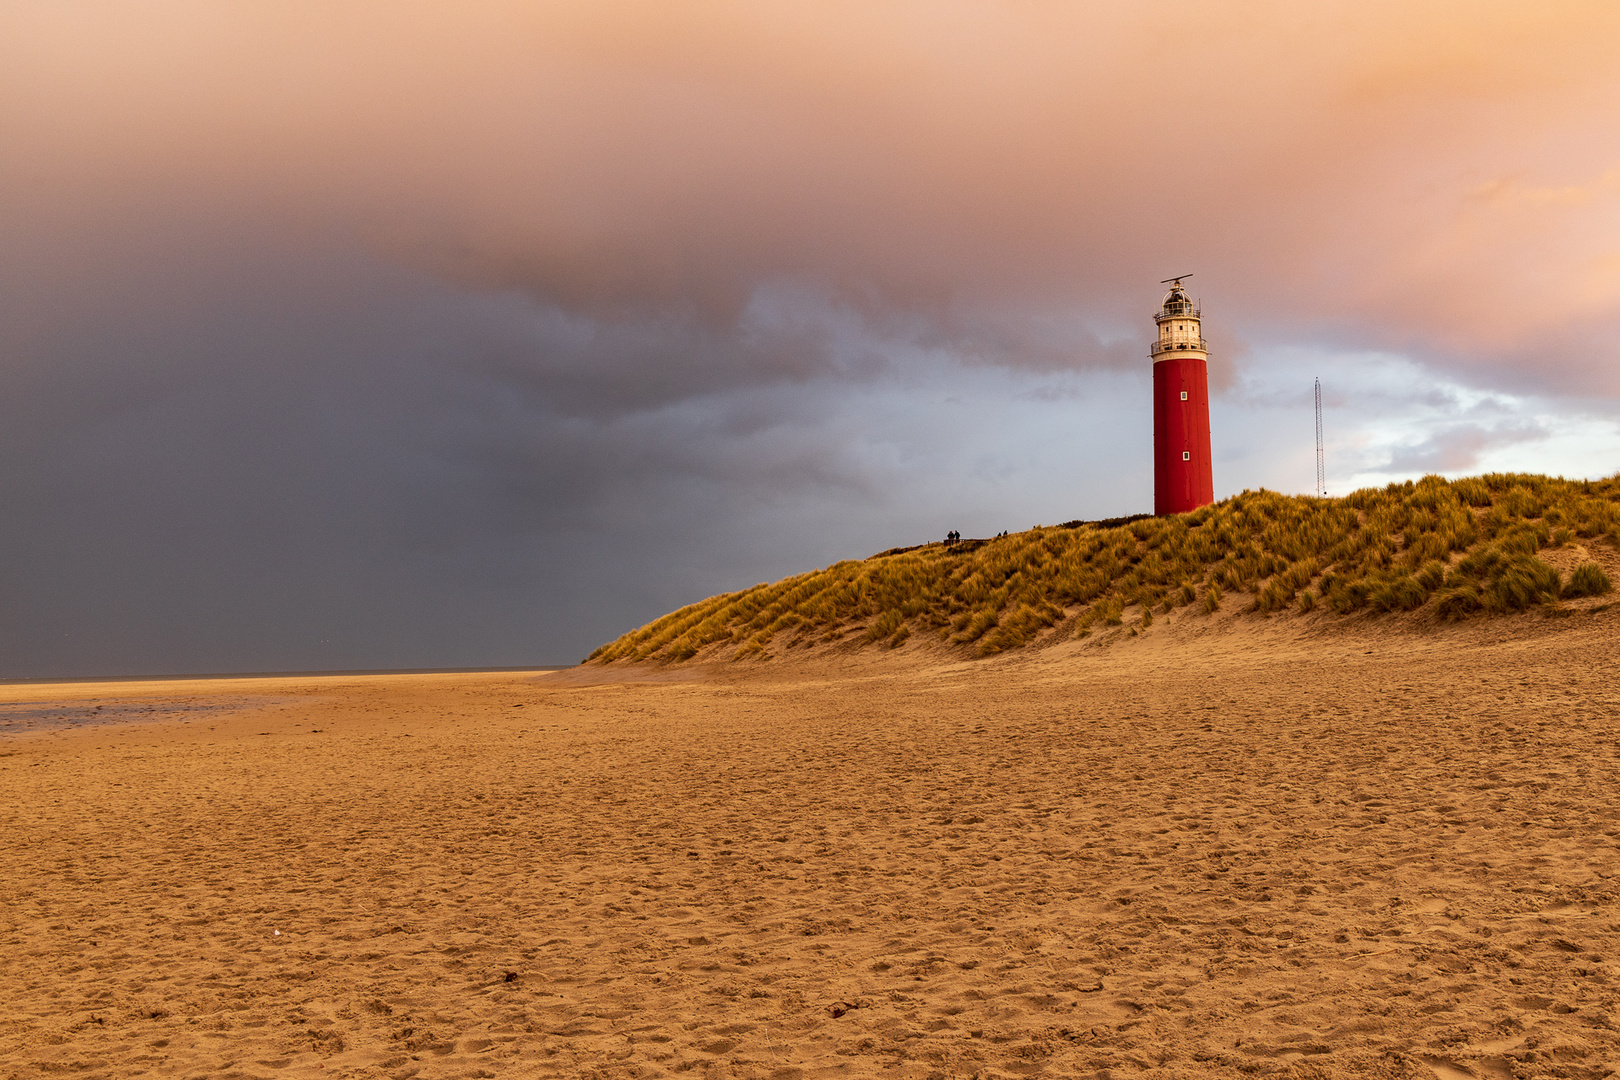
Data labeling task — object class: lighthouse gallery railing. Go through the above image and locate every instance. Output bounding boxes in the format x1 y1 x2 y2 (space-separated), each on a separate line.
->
1150 338 1209 356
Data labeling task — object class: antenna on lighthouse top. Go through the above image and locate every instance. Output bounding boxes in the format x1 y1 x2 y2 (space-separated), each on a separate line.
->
1160 274 1193 284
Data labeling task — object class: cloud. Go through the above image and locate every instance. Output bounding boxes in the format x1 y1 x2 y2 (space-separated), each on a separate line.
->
8 1 1620 385
1382 421 1552 475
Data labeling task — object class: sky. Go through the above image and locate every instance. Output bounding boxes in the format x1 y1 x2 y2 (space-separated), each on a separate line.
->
3 1 1620 676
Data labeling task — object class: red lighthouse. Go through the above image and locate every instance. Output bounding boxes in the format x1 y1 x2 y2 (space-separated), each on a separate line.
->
1152 276 1214 515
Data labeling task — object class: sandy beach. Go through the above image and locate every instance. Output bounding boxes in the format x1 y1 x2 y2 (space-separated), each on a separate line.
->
4 610 1620 1079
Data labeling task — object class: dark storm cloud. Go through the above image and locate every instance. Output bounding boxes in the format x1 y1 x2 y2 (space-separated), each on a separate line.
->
460 284 881 422
0 222 906 674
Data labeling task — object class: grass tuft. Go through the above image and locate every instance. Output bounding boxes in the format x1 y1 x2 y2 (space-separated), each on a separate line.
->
1434 585 1484 620
1563 563 1613 599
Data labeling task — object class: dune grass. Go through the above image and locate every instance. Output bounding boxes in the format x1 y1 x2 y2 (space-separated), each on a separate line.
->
588 473 1620 663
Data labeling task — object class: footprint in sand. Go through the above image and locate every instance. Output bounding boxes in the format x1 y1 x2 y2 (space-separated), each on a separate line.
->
1420 1055 1514 1080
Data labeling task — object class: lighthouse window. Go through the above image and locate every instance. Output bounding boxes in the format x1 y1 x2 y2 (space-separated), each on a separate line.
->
1182 451 1191 461
1180 391 1188 401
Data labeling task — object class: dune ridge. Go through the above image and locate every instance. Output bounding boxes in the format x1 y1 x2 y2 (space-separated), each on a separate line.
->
588 473 1620 667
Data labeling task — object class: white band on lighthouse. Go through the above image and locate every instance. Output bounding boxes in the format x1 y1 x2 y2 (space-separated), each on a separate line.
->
1151 278 1207 362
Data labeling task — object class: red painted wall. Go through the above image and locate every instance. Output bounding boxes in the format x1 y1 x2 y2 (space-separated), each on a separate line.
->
1153 355 1214 515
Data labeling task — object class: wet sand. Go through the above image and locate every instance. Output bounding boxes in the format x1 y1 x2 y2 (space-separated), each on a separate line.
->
3 611 1619 1079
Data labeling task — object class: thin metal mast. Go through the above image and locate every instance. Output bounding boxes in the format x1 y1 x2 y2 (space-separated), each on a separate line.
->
1314 378 1325 497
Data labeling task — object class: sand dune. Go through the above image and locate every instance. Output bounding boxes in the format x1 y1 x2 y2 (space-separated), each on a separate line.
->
4 610 1620 1078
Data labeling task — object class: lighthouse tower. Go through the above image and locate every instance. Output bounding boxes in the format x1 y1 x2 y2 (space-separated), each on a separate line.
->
1151 277 1214 515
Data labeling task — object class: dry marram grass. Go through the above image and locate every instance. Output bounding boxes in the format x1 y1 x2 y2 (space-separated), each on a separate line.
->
589 473 1620 663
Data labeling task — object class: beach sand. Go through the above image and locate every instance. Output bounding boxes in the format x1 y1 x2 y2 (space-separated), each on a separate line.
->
4 609 1620 1079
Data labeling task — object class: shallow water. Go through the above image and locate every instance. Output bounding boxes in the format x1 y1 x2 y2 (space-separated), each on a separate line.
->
0 696 297 735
